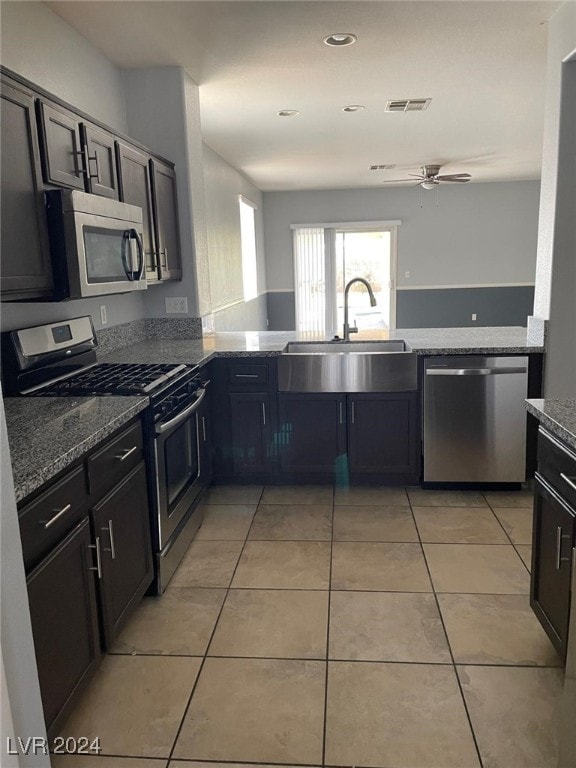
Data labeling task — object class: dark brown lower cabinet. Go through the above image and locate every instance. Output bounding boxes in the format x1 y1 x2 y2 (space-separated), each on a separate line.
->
229 392 272 475
348 393 419 479
91 462 153 648
278 393 346 474
26 517 101 738
531 476 575 660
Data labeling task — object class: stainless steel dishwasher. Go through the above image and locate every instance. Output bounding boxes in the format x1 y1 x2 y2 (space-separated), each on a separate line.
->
423 355 529 483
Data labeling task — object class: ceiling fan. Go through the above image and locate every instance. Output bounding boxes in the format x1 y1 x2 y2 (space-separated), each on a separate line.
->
384 164 472 189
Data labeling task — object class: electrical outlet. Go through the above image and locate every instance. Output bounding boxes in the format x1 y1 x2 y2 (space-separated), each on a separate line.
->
471 313 477 321
405 271 410 279
100 305 107 325
165 297 188 314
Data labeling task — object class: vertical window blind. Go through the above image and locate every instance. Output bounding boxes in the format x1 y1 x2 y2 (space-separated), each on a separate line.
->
293 227 328 334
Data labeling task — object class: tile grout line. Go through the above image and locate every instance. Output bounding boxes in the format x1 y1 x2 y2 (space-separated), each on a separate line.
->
482 495 534 576
165 486 265 764
409 492 486 768
321 485 335 768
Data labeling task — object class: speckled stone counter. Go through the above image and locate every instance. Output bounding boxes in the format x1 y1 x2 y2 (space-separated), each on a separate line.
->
100 326 543 367
526 399 576 452
4 396 148 503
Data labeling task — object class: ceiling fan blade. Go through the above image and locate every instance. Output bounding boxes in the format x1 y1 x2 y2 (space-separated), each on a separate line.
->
436 173 472 181
381 178 420 183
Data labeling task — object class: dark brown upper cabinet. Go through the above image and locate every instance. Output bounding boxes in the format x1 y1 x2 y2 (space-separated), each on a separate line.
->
37 99 85 190
0 77 53 300
151 159 183 281
116 140 158 282
81 123 119 199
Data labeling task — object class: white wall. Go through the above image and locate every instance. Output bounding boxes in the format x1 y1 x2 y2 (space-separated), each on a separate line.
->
263 181 540 291
1 396 50 768
531 1 576 397
0 1 145 333
533 1 576 320
203 144 266 312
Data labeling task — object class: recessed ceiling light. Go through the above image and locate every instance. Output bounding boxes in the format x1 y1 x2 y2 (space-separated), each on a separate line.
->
277 110 299 117
342 105 365 113
323 33 357 47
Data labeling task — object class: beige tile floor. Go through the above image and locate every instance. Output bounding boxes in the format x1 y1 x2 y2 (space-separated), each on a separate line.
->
53 484 565 768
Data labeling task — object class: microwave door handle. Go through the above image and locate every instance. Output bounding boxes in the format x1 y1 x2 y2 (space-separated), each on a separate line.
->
131 228 144 279
121 231 133 281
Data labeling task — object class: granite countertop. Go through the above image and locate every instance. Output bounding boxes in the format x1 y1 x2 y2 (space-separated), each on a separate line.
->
526 399 576 452
4 395 148 503
100 326 543 366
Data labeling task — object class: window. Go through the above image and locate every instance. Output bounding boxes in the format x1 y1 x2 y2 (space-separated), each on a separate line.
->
239 196 258 301
292 221 399 334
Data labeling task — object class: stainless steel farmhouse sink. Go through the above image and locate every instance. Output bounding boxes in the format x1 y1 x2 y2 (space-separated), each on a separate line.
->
278 340 417 393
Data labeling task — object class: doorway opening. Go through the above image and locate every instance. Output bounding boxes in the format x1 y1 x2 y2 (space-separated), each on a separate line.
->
293 221 398 334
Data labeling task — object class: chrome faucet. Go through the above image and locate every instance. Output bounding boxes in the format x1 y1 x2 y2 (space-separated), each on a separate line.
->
342 277 377 341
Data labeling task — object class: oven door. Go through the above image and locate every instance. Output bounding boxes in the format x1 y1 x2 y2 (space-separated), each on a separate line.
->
154 389 206 550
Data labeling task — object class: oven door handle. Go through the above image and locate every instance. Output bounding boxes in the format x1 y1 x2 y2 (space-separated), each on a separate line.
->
155 388 207 435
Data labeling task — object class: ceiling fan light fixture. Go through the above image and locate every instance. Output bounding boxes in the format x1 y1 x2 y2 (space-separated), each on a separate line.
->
342 104 365 113
421 181 438 190
323 33 357 47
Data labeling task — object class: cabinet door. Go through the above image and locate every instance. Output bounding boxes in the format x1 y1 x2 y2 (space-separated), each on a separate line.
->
278 393 346 475
150 159 182 281
91 462 153 648
26 517 101 737
198 392 213 486
531 477 575 659
81 124 119 199
37 100 85 190
116 141 158 281
348 393 419 478
230 392 272 474
1 79 53 299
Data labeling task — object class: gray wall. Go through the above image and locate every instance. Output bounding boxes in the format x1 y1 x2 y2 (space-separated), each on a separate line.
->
263 181 539 329
0 1 145 334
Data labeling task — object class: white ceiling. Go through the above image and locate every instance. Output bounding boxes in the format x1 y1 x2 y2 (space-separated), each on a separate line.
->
47 1 561 191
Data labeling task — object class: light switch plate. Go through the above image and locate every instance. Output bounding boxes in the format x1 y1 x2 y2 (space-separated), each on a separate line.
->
99 305 107 325
165 297 188 314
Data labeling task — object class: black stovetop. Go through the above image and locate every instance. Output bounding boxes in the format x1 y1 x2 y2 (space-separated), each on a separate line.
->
30 362 190 397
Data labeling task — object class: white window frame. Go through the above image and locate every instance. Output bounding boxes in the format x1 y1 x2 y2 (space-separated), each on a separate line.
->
291 220 400 332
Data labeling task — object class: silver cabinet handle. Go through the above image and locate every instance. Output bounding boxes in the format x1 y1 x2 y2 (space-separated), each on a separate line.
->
114 445 138 462
202 415 207 442
560 473 576 493
351 401 356 424
87 152 101 182
556 526 572 570
89 536 102 579
426 367 527 376
339 402 343 425
40 503 72 529
235 373 259 378
102 520 116 559
262 402 266 425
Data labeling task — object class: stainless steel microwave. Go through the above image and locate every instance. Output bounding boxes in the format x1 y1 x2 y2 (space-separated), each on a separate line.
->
45 190 146 300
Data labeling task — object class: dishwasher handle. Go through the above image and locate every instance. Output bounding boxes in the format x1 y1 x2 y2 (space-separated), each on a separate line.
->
426 366 527 376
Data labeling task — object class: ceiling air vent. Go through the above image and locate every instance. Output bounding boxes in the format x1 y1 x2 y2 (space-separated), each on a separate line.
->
385 98 431 112
370 164 396 170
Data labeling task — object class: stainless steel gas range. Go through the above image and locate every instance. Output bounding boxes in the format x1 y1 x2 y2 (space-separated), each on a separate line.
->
1 315 210 593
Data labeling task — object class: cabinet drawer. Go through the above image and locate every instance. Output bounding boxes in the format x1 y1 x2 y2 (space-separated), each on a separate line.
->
19 464 88 571
87 420 143 498
538 429 576 510
228 364 269 386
